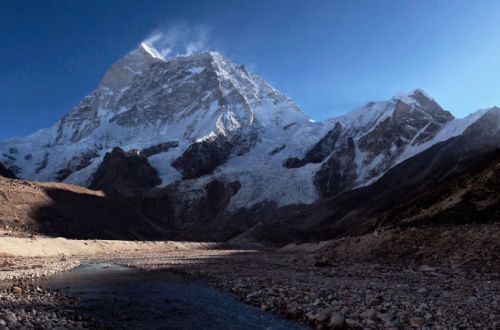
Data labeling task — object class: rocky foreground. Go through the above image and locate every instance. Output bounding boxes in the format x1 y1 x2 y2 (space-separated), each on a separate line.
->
0 283 103 329
0 256 105 329
0 226 498 329
122 249 499 329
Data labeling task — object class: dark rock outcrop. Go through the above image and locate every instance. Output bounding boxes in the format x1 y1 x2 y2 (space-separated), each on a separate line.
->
55 150 99 181
35 152 49 174
284 122 343 168
269 144 286 156
283 157 306 168
89 147 161 198
172 135 234 179
134 179 242 241
141 141 179 158
0 162 17 179
314 137 357 197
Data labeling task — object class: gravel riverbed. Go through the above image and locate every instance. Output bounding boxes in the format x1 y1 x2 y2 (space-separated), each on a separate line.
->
122 250 500 329
0 256 104 329
0 284 103 329
0 244 498 329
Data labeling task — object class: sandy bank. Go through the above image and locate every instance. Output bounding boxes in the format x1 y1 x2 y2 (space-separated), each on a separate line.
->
0 236 222 257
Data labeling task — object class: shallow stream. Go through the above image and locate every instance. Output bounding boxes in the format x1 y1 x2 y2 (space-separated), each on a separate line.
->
36 262 308 330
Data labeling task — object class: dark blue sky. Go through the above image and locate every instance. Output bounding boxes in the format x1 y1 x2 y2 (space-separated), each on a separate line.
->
1 0 500 139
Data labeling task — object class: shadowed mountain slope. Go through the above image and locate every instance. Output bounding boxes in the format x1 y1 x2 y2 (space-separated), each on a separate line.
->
0 161 16 179
299 108 500 239
0 177 166 239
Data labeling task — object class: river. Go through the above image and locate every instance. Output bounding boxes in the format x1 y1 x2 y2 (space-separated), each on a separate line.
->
36 262 309 330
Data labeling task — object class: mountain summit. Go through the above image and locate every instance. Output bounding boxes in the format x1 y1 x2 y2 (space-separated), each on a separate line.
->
99 43 165 92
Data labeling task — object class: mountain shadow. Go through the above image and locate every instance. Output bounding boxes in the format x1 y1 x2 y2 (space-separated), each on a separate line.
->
0 161 17 179
0 177 168 240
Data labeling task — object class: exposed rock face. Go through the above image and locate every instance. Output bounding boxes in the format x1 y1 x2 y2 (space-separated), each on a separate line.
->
357 97 452 166
34 153 49 174
314 137 357 196
141 141 179 158
134 179 242 240
0 162 16 179
172 135 234 179
54 44 164 145
284 122 343 168
55 150 99 181
172 131 257 179
269 144 286 156
89 147 161 198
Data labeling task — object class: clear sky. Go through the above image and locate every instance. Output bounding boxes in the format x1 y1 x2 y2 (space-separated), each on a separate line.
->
1 0 500 139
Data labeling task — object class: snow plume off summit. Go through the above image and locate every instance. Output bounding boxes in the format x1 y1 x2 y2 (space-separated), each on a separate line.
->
143 24 211 58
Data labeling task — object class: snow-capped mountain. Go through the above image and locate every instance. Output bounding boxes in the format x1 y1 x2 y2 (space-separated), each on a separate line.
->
0 43 495 213
0 43 310 201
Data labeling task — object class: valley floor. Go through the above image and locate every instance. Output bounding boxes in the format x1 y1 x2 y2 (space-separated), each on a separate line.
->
0 224 498 329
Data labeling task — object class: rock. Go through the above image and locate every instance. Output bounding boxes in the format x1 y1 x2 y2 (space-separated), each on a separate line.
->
54 150 99 181
283 123 343 169
345 318 362 328
89 147 161 198
314 258 331 267
11 286 22 294
314 136 357 197
314 310 330 324
419 265 436 272
409 317 426 327
141 141 179 158
359 308 376 320
172 134 242 179
0 161 17 179
3 311 17 323
377 313 397 327
328 313 345 328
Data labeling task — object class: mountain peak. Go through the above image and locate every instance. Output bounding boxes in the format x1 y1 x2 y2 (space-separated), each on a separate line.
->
392 88 434 105
174 51 228 66
99 43 164 91
338 88 450 132
138 42 165 61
